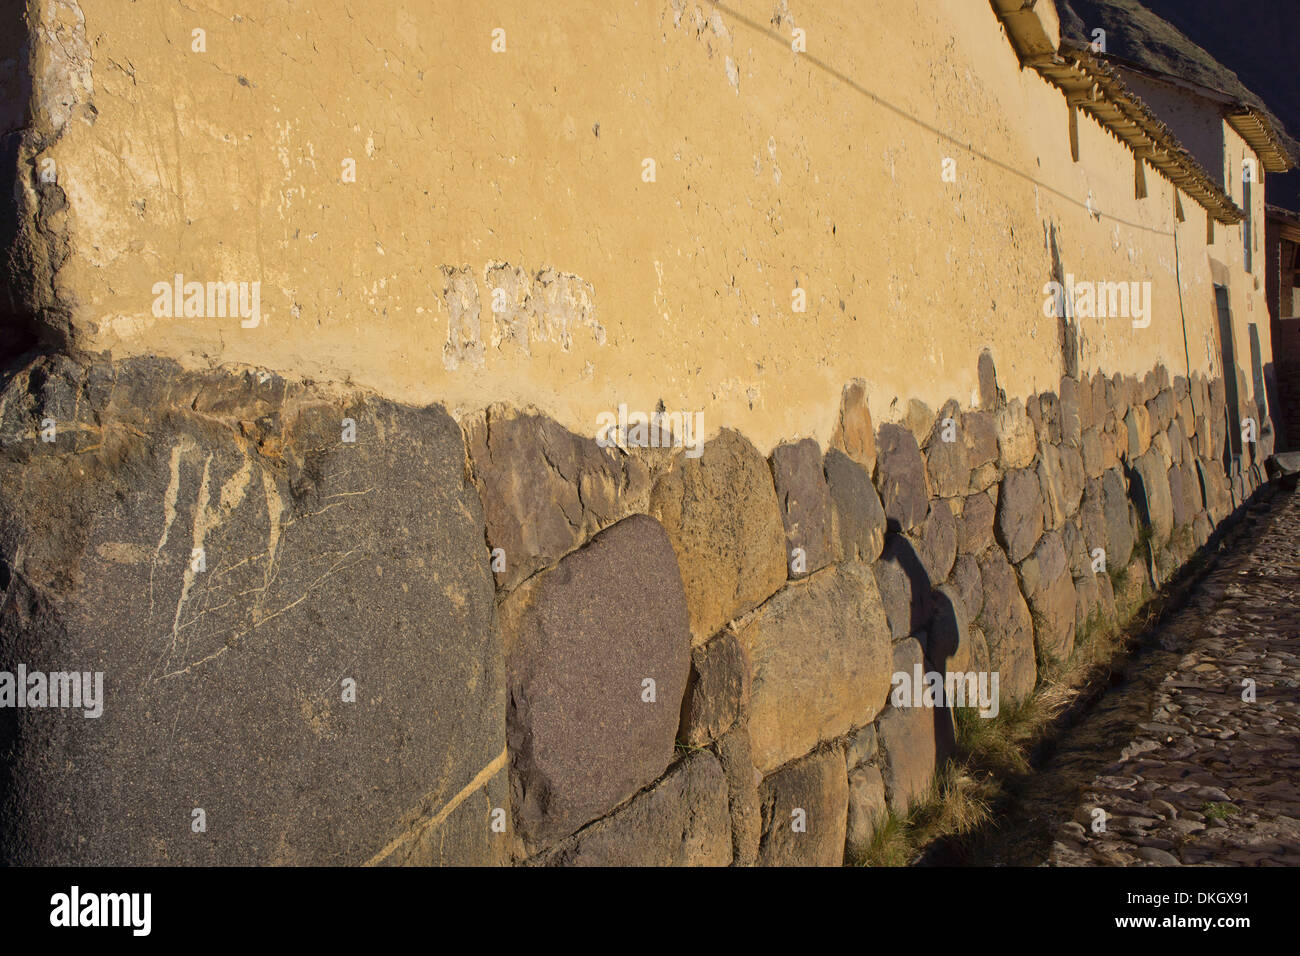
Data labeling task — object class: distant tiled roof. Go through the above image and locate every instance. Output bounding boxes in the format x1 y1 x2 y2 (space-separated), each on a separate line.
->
1027 41 1245 223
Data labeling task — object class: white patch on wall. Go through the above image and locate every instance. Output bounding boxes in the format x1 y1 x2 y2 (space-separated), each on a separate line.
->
438 263 604 371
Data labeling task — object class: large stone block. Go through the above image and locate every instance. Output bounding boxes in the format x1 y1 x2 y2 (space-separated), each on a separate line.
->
1059 376 1082 446
996 467 1044 563
957 488 997 556
714 722 761 866
978 350 1003 409
923 403 970 499
913 497 957 583
770 438 836 579
737 564 893 773
1129 448 1174 547
1167 460 1198 530
831 380 876 472
1058 444 1085 517
1016 531 1077 665
962 409 1000 472
757 749 849 867
995 399 1037 470
1037 442 1067 531
974 548 1037 703
1100 467 1135 569
533 752 731 866
878 639 953 814
679 630 750 748
1078 478 1107 562
1195 458 1229 521
1081 426 1106 478
502 514 691 853
650 429 787 646
1124 405 1152 460
824 449 887 563
0 357 504 865
1031 391 1062 445
925 583 971 671
466 404 650 592
875 424 930 532
845 764 889 862
873 534 934 642
948 554 984 623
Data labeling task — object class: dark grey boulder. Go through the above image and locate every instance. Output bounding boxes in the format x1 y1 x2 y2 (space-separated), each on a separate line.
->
502 513 691 854
0 357 504 866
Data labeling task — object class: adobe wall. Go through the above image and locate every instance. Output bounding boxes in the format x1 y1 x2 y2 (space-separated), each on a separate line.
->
6 0 1272 451
0 0 1281 864
0 346 1267 863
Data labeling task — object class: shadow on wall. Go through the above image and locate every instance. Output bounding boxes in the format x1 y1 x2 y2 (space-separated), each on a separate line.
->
875 531 959 796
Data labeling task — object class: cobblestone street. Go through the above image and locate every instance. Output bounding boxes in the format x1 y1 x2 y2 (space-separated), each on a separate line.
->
1050 486 1300 866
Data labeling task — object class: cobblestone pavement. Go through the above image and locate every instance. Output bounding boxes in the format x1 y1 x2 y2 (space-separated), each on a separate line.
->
1050 487 1300 866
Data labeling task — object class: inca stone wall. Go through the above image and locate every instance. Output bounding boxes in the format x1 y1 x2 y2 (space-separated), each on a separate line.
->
0 345 1270 864
0 0 1283 866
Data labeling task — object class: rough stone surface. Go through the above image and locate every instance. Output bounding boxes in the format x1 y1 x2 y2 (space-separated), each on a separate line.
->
737 563 893 773
1196 458 1229 521
845 724 879 769
995 399 1037 470
1034 391 1063 445
757 749 850 867
878 639 952 813
534 752 731 866
1082 427 1106 478
502 514 691 853
963 409 1000 472
770 438 836 578
913 497 957 583
949 553 984 622
831 380 876 472
1059 444 1085 517
926 583 971 671
1101 467 1136 569
1130 448 1175 547
1079 478 1107 562
975 548 1037 703
874 534 934 642
875 424 930 532
824 449 886 563
0 357 505 866
1059 376 1082 446
1051 493 1300 867
714 722 761 866
1038 442 1067 531
467 403 650 591
997 467 1045 563
923 405 970 499
845 764 888 862
957 488 997 556
978 350 1003 410
1125 405 1152 460
650 429 787 645
680 630 750 747
1167 461 1196 530
1017 531 1078 665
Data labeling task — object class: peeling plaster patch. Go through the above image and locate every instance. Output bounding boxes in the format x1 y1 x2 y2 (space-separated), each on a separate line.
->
439 265 484 371
33 0 95 140
485 261 532 353
439 263 604 370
